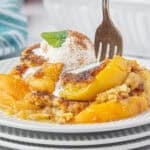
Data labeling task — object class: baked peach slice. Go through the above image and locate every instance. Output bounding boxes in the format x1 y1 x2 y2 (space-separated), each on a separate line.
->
73 96 148 123
60 56 132 101
0 74 29 100
26 63 63 93
0 90 16 110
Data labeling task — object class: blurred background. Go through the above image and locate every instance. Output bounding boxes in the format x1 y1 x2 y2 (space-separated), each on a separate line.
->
24 0 150 58
1 0 150 58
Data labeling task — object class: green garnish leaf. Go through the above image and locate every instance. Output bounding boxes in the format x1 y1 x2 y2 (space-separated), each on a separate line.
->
41 31 68 48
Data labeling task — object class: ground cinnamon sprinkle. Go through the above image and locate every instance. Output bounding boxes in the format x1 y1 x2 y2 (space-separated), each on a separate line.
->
21 43 47 66
22 43 40 55
16 64 28 74
33 69 44 78
69 30 91 50
10 64 28 76
61 60 109 84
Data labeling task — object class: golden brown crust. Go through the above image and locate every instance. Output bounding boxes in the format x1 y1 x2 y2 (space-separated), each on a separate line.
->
61 61 108 84
10 64 28 77
21 43 47 66
33 69 44 78
24 91 90 123
30 91 89 114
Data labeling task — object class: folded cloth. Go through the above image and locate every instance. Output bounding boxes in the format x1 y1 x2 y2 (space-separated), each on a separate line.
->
0 0 27 57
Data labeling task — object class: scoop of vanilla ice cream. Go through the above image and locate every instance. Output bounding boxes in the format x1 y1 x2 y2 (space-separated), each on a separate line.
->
33 30 96 71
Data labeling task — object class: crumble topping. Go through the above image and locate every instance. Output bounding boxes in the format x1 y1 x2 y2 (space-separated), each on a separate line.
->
96 70 145 103
96 84 130 103
10 64 28 77
21 43 47 66
21 91 89 123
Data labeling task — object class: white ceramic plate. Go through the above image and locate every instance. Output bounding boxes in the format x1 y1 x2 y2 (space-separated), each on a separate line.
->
0 57 149 133
0 138 149 150
0 122 150 146
0 125 150 150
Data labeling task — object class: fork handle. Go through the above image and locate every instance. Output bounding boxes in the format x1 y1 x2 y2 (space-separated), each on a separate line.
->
102 0 110 21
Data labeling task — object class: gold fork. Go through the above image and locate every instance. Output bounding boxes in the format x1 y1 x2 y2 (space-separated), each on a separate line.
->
94 0 123 62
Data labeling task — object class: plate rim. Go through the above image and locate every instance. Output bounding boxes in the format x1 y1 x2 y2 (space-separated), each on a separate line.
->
0 123 149 145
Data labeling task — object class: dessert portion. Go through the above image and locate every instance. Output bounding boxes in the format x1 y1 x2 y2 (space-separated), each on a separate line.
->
20 30 96 78
0 30 150 124
60 56 131 101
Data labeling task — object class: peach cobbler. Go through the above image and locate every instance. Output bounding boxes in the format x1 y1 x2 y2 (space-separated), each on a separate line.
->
0 30 150 124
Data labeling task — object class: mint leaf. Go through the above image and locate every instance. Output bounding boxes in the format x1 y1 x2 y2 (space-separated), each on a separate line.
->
41 31 68 48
